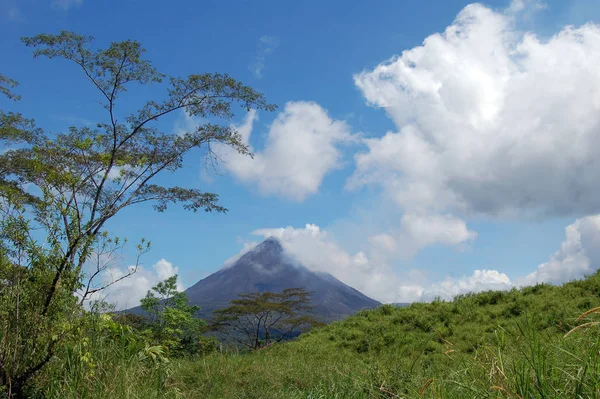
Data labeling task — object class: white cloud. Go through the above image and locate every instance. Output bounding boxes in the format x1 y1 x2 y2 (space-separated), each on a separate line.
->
253 224 397 300
427 269 512 300
217 101 354 201
350 3 600 225
249 35 279 79
396 213 477 256
506 0 547 14
368 234 397 253
222 241 260 268
173 110 206 138
338 210 477 261
53 0 83 10
250 224 509 303
235 216 600 303
85 258 184 310
518 215 600 286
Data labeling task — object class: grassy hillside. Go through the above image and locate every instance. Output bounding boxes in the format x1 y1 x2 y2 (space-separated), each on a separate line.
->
33 272 600 398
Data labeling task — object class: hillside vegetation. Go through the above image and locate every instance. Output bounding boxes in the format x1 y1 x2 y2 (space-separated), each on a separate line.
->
30 272 600 398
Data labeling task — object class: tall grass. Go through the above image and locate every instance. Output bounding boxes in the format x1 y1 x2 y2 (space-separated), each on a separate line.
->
28 315 177 399
28 272 600 398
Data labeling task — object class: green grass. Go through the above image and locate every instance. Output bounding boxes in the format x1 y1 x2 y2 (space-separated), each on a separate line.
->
29 320 177 399
32 272 600 398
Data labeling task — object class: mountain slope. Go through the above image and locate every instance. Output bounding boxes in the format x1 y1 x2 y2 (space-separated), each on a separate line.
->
183 237 380 321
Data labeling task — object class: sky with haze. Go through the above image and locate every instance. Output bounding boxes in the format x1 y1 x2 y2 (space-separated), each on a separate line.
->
3 0 600 308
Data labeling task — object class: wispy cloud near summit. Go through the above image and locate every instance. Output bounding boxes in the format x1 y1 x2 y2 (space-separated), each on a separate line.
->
249 35 278 79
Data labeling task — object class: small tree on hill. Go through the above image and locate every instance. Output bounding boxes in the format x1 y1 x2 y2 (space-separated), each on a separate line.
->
212 288 323 350
140 275 213 355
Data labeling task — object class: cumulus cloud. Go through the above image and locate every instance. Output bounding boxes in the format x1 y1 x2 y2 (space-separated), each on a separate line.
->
238 215 600 303
395 213 477 256
342 210 477 260
368 234 397 253
53 0 83 10
350 3 600 223
249 35 279 79
221 4 600 301
217 101 354 201
253 224 398 301
251 224 509 303
427 270 512 300
84 258 184 310
518 215 600 286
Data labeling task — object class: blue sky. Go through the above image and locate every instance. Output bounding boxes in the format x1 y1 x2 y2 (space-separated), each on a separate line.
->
3 0 600 307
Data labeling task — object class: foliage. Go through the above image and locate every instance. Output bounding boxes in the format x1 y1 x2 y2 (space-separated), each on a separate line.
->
0 74 20 101
212 288 323 350
0 31 273 397
27 311 174 399
141 275 215 356
111 312 151 332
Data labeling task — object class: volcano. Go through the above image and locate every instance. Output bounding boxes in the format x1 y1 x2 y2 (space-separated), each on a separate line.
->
180 237 380 321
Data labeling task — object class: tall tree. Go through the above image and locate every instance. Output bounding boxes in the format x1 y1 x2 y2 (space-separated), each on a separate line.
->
0 31 274 397
212 288 323 350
